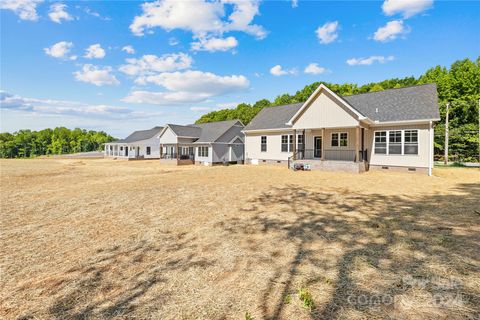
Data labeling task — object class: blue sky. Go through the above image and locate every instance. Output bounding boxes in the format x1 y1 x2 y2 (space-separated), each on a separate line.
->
1 0 478 137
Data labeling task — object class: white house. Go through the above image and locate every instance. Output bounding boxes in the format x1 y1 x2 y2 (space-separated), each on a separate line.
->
243 84 440 175
104 126 163 160
158 120 244 165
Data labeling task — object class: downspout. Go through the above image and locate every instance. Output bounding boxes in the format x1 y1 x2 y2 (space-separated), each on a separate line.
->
428 120 433 176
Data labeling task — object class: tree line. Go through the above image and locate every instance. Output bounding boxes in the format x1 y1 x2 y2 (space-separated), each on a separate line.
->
196 57 480 162
0 127 115 158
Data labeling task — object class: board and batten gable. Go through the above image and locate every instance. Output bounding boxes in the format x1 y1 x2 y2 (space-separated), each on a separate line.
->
159 127 178 144
291 90 360 129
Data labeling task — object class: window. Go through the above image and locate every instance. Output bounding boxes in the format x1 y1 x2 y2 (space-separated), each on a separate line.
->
146 146 151 155
281 135 288 152
281 135 295 152
331 132 348 147
261 136 267 152
120 146 123 151
198 146 209 157
374 131 387 154
340 133 348 147
404 130 418 154
389 131 402 154
297 135 304 148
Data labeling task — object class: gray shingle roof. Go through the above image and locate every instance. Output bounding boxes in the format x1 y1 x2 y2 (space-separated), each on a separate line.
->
112 126 163 143
166 120 243 143
243 103 303 131
192 120 242 143
342 84 440 122
168 124 202 138
243 84 440 131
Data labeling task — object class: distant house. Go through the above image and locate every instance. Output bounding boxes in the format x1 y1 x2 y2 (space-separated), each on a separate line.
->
158 120 244 165
243 84 440 175
104 126 163 160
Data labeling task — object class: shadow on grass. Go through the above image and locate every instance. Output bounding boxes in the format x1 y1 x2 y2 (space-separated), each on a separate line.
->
218 183 480 319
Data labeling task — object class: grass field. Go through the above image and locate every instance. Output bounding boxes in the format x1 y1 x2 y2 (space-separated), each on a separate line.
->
1 159 479 319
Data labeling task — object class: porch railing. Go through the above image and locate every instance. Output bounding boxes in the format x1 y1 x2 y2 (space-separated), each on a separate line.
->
160 153 195 160
289 148 369 168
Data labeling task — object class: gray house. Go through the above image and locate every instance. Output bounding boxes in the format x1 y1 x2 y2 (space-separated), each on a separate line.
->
243 84 440 175
104 126 163 160
158 120 244 165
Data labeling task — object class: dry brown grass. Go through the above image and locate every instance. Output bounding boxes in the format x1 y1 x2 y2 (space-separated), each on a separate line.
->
1 159 479 319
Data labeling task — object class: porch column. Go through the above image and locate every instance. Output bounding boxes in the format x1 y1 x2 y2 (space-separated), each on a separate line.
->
321 128 325 161
292 130 296 160
355 126 360 162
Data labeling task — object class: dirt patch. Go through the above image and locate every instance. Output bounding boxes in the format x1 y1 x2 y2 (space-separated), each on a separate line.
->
1 159 479 319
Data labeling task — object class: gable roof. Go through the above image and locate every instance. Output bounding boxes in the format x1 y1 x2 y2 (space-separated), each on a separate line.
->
167 124 202 138
342 83 440 122
243 103 303 131
161 120 243 143
244 84 440 131
193 119 243 143
112 126 163 143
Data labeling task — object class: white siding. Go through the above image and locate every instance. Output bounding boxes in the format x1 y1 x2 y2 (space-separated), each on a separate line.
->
159 127 178 144
366 123 431 168
292 91 359 129
245 131 293 161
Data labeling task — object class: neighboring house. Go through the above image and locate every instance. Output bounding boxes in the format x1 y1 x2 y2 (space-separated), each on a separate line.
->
158 120 244 165
243 84 440 175
104 126 163 160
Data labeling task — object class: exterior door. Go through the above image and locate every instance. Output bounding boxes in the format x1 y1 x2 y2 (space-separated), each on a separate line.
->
125 147 128 157
314 136 322 158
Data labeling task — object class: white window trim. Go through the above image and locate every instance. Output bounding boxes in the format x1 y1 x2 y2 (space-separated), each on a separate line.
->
281 134 294 153
260 136 267 152
373 129 419 156
331 132 348 148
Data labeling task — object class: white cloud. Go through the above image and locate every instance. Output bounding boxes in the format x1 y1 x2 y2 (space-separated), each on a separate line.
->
304 63 327 75
291 0 298 8
121 45 135 54
316 21 339 44
119 53 193 76
44 41 76 60
0 0 43 21
84 44 106 59
382 0 433 19
373 20 409 42
190 106 214 112
84 7 110 21
191 36 238 52
169 37 179 46
74 64 119 86
123 70 249 105
129 0 266 40
48 3 73 23
346 55 395 66
216 101 239 109
270 65 296 76
0 91 153 120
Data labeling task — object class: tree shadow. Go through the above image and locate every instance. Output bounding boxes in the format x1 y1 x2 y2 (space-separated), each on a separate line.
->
217 183 480 319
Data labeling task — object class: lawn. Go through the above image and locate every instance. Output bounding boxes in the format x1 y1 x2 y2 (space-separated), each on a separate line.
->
1 159 479 319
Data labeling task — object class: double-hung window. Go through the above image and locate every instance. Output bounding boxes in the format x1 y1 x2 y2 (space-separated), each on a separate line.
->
332 132 348 147
146 146 151 155
404 130 418 154
297 135 304 151
261 136 267 152
281 135 289 152
198 146 209 157
281 135 294 152
374 131 387 154
388 131 402 154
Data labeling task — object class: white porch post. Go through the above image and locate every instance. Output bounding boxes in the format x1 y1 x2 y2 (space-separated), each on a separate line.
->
321 128 325 161
355 126 360 162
